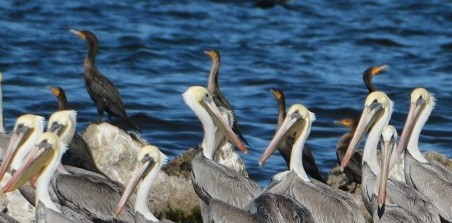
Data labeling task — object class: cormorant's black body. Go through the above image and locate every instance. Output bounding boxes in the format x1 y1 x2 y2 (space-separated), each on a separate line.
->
71 29 140 132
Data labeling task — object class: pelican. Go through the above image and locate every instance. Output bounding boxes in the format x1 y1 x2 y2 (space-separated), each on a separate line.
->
46 109 107 178
182 86 261 222
207 193 314 223
2 133 92 223
397 88 452 221
340 92 439 222
115 145 170 223
372 125 423 222
2 114 133 221
260 104 365 223
0 115 45 182
270 89 325 183
205 50 251 151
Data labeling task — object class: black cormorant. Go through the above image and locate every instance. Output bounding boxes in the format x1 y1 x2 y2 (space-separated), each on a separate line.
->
69 29 141 133
205 50 251 150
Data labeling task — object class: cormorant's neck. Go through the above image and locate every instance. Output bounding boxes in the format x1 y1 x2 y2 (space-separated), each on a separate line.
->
276 100 286 130
57 94 68 111
364 74 376 93
84 39 98 70
207 57 220 93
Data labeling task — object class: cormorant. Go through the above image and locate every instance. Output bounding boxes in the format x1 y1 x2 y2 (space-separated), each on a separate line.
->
205 50 251 150
69 29 141 133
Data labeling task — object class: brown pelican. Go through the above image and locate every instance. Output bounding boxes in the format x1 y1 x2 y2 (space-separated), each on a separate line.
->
2 133 92 223
0 115 45 182
205 50 250 150
115 145 170 223
48 89 106 176
372 125 423 222
182 86 261 222
397 88 452 221
260 104 366 223
340 92 440 222
270 89 325 183
69 29 140 132
207 193 314 223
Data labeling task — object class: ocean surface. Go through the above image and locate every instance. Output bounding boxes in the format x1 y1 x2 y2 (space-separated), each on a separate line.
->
0 1 450 186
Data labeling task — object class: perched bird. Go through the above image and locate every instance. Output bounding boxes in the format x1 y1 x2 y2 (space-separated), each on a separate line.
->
3 133 92 223
69 29 140 132
372 126 423 223
260 104 365 223
115 145 171 223
205 50 251 164
182 86 261 222
340 92 440 222
2 130 135 223
363 64 387 93
397 88 452 221
49 86 67 111
270 89 325 183
48 86 106 176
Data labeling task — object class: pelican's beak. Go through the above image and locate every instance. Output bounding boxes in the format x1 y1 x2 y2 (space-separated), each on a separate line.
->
201 97 247 153
48 121 65 137
69 29 86 39
2 140 54 193
259 112 304 166
0 126 32 181
115 157 155 217
397 98 425 156
377 134 395 210
340 102 383 170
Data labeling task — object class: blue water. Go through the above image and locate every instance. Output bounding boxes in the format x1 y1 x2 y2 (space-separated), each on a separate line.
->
0 1 450 185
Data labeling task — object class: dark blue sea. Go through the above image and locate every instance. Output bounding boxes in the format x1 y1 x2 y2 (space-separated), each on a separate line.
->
0 1 450 185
